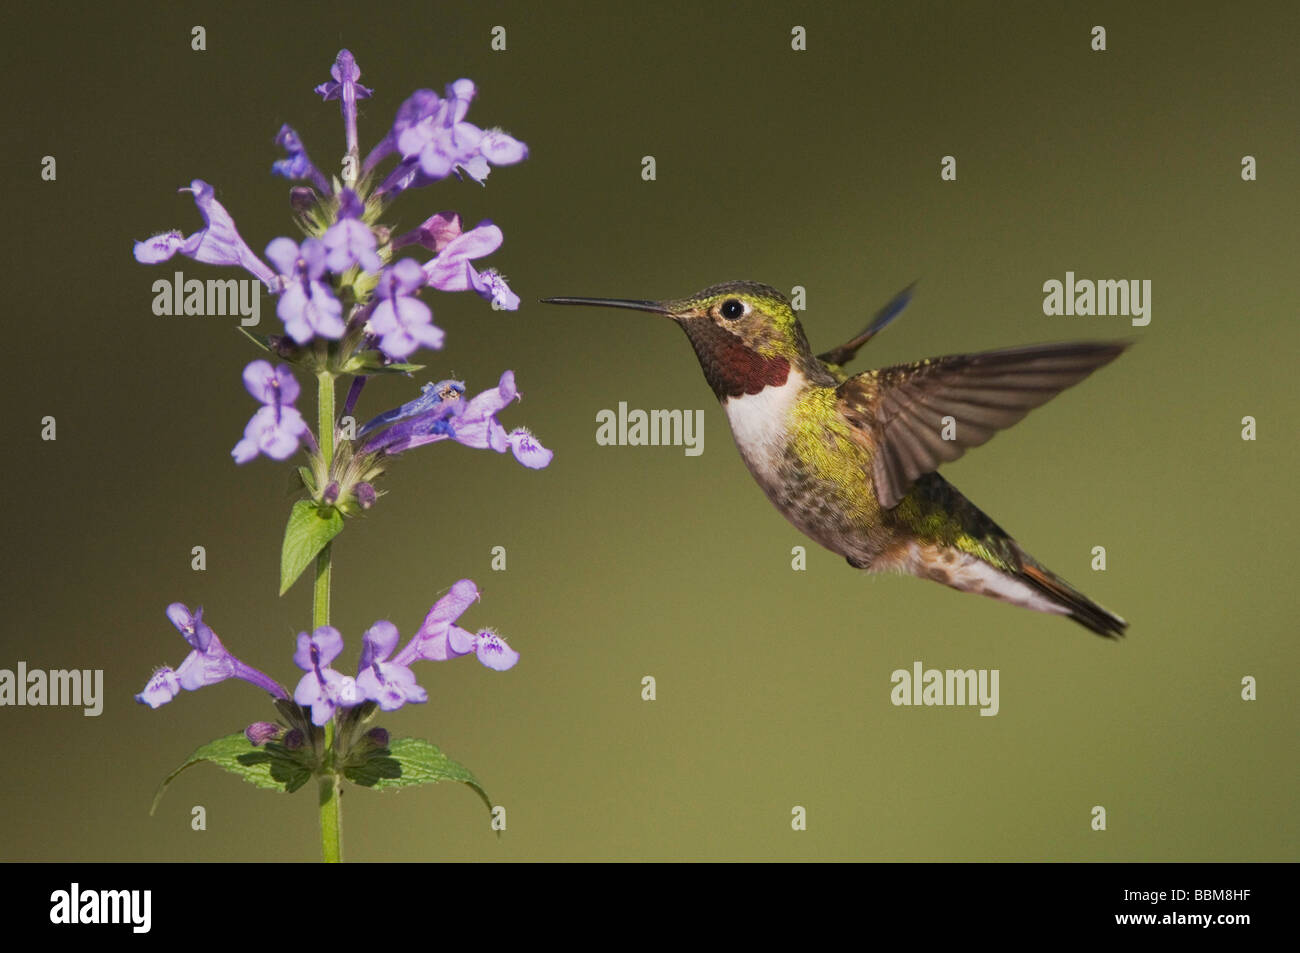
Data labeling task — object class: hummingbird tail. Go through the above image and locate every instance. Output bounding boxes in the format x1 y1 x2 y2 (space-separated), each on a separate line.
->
1016 562 1128 639
891 474 1128 638
895 539 1128 639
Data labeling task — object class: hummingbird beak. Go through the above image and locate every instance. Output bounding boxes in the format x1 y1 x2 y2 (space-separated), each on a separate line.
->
540 296 673 317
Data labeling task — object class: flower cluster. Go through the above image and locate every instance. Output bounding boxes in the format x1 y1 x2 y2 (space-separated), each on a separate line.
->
131 49 545 482
137 581 516 726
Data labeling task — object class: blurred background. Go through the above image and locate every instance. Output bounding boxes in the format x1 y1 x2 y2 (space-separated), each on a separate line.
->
3 0 1296 860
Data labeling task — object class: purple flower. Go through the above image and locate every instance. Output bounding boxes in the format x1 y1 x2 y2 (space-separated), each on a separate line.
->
367 90 441 191
321 189 382 274
367 258 444 359
293 626 362 726
232 407 311 464
451 371 517 451
392 580 481 666
358 372 551 466
136 667 181 709
386 583 520 670
467 629 520 671
135 604 287 708
133 180 278 289
271 125 332 195
451 371 554 468
355 621 428 710
168 604 234 690
376 80 527 195
232 361 311 463
392 211 463 253
478 129 530 168
357 379 464 454
242 359 301 405
315 49 372 157
365 89 438 174
502 428 553 469
395 80 482 180
265 236 345 343
473 270 521 311
423 221 518 310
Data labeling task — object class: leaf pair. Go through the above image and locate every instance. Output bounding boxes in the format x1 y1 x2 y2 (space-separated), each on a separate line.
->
151 733 491 814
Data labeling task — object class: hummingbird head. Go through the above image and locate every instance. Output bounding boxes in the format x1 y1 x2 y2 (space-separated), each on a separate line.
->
543 281 822 399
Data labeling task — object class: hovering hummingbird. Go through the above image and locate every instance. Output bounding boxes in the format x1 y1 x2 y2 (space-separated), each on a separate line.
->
542 282 1129 637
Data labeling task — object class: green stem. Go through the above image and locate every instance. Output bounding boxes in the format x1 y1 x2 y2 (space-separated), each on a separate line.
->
317 369 336 474
318 767 342 863
313 544 332 631
315 371 342 864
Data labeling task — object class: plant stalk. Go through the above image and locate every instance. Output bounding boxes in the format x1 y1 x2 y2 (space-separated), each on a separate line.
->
315 371 342 863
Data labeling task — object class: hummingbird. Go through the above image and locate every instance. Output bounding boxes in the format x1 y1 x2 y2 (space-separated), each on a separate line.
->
542 282 1129 638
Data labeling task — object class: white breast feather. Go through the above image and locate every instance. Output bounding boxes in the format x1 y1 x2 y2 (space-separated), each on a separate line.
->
721 371 805 484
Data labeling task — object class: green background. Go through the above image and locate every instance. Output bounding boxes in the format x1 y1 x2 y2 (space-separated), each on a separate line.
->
4 1 1296 861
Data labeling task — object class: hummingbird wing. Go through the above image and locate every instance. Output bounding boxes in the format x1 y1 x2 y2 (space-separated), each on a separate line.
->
837 341 1129 509
817 283 916 381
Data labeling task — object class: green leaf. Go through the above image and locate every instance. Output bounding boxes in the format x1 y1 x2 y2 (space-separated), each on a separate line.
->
150 733 310 815
280 500 343 595
343 750 403 787
237 326 273 351
360 738 491 812
372 362 425 375
340 350 426 376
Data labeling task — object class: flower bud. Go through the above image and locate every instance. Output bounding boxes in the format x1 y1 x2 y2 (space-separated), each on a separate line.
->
290 187 319 211
355 482 376 509
245 721 283 746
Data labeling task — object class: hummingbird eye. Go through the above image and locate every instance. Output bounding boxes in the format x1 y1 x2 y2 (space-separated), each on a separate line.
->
719 298 745 320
